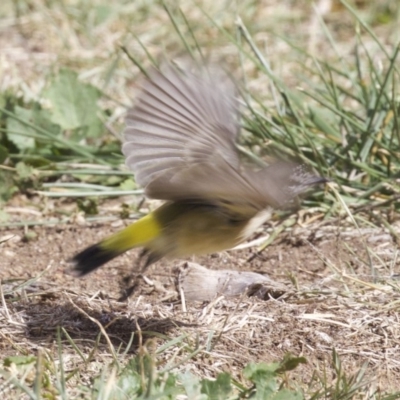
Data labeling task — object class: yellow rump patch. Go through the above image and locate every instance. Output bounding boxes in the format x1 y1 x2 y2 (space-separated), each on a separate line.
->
101 213 161 253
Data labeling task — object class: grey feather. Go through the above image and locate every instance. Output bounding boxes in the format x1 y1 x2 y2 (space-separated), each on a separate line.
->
122 64 326 218
123 65 240 187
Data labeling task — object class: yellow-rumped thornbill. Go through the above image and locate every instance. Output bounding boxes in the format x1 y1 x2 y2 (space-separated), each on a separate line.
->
71 64 327 278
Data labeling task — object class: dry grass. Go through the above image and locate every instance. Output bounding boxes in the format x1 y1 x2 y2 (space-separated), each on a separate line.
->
1 0 400 398
2 196 400 396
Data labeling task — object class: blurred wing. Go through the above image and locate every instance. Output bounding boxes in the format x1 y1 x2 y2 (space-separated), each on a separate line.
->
146 158 325 219
122 64 240 199
122 64 326 217
145 158 271 217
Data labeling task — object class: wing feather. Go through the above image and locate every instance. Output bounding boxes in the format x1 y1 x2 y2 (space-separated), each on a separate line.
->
122 64 325 218
122 64 240 190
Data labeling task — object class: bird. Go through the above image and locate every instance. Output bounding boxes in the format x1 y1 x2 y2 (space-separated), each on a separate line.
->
71 63 326 281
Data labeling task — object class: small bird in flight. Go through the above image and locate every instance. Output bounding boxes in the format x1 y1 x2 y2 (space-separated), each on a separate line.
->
71 64 326 281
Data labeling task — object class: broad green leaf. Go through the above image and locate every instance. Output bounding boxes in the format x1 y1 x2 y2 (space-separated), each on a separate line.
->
6 106 36 150
43 69 104 138
6 105 61 151
115 373 141 397
201 372 232 400
244 362 279 381
179 372 207 400
244 361 304 400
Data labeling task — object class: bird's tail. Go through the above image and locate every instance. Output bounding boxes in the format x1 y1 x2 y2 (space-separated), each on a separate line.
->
71 213 161 276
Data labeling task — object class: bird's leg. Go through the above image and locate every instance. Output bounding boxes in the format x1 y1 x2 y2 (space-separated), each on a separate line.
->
118 249 148 301
118 249 162 301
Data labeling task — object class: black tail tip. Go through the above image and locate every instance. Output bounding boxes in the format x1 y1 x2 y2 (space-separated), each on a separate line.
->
68 243 119 277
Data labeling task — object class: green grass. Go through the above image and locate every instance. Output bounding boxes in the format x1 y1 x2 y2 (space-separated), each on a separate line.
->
1 2 399 213
1 0 400 398
1 329 393 400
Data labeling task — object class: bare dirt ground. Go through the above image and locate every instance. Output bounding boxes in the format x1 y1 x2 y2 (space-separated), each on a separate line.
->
2 198 400 392
1 1 400 394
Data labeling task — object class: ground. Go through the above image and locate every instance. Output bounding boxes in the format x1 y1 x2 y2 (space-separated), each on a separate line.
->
1 0 400 396
1 197 400 393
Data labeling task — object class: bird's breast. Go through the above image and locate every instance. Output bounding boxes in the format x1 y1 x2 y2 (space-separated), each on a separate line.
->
147 203 272 258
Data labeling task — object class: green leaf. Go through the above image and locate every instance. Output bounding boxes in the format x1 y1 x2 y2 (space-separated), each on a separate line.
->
119 178 136 190
246 368 278 399
201 372 232 400
15 161 34 180
116 372 141 397
244 361 304 400
0 168 17 202
0 144 8 163
6 105 61 151
244 362 280 381
6 106 36 150
277 354 307 373
43 69 104 138
3 355 36 367
179 372 206 400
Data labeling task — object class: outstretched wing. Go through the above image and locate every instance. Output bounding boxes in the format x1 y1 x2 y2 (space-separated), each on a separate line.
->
122 64 240 199
122 64 326 218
